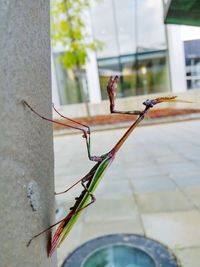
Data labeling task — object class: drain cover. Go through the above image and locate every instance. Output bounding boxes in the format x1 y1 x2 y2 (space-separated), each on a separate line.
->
62 234 179 267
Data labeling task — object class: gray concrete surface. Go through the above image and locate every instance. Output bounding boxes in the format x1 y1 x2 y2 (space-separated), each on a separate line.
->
0 1 56 266
54 120 200 267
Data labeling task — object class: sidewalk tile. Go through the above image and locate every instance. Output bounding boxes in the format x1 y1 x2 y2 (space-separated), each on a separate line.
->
174 247 200 267
142 210 200 248
81 218 144 242
135 189 193 213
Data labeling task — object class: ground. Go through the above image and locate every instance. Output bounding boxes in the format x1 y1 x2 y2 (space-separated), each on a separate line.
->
54 119 200 267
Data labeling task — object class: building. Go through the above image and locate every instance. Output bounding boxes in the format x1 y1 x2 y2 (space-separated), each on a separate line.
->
52 0 200 116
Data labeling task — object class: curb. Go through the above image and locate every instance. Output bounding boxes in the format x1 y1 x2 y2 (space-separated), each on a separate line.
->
53 113 200 137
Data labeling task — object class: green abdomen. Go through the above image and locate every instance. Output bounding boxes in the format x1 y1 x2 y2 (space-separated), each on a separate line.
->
59 157 112 244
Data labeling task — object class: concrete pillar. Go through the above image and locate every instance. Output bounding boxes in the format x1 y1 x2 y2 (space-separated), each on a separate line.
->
0 1 56 267
166 25 187 93
84 9 102 103
85 51 102 103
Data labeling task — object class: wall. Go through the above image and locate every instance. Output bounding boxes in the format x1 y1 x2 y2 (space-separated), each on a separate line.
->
0 1 56 266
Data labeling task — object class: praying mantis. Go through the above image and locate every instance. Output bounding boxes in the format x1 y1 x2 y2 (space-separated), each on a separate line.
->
24 76 186 256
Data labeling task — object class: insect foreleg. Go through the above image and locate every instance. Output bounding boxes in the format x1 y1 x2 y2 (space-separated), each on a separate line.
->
107 76 142 115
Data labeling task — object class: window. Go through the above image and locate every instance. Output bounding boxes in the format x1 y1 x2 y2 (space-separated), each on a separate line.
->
184 39 200 89
91 0 170 99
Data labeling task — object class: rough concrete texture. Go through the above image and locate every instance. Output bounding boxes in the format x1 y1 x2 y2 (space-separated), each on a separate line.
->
0 1 56 266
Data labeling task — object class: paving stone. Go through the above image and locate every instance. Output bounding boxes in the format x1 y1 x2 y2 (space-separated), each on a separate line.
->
182 186 200 208
103 160 132 181
131 176 176 193
158 162 200 176
84 197 138 222
95 179 133 199
172 175 200 188
142 210 200 248
136 189 193 213
155 154 188 164
127 165 164 178
183 148 200 161
81 218 144 242
174 247 200 267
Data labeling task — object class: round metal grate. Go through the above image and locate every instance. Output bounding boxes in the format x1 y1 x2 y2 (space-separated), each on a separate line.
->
62 234 180 267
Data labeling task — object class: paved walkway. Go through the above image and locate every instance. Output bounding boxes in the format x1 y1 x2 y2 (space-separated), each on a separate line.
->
54 120 200 267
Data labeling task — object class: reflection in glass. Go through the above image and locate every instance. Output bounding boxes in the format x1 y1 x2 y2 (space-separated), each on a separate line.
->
90 0 119 58
82 244 155 267
53 53 87 105
113 0 136 55
137 0 166 51
91 0 170 99
98 51 169 99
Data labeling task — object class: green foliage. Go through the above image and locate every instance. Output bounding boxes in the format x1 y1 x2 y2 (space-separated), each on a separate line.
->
51 0 103 69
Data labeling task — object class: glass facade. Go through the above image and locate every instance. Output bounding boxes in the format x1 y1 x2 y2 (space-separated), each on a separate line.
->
184 39 200 89
90 0 170 99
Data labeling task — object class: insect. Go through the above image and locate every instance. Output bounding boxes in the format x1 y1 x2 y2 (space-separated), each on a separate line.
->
24 76 186 256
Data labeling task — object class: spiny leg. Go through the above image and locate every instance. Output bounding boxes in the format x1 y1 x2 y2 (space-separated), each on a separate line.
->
107 76 142 115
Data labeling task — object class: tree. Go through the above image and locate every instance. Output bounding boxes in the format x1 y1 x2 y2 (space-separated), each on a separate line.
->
51 0 102 113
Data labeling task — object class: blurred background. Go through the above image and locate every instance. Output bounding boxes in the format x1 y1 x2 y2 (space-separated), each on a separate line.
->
51 1 200 267
51 0 200 117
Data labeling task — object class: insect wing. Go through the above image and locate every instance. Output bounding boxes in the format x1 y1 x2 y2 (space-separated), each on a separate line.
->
87 156 113 193
48 211 73 256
